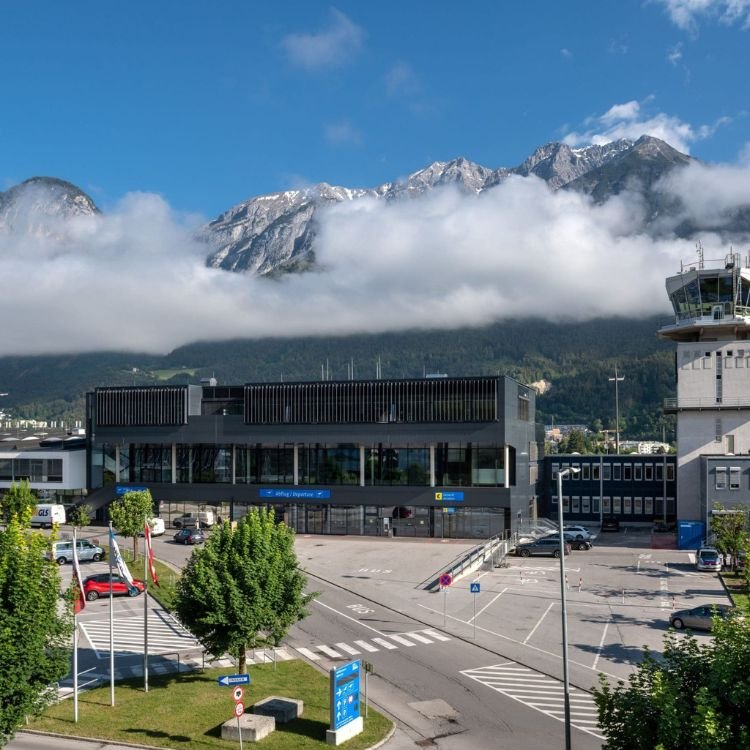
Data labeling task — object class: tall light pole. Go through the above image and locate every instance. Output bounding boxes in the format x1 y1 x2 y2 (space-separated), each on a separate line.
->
557 465 579 750
608 367 624 455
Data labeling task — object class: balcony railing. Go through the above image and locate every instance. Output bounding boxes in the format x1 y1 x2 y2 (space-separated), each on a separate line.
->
664 396 750 411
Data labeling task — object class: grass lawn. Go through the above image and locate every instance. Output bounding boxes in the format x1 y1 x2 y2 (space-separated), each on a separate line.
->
31 661 392 749
721 571 750 610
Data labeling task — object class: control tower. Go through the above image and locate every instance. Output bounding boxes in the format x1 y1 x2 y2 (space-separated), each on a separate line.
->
660 247 750 523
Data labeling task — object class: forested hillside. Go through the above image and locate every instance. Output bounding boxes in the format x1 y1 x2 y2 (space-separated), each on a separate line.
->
0 315 676 440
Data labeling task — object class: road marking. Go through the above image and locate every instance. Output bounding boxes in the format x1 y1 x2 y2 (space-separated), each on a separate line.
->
592 620 610 671
523 602 554 645
372 637 398 650
354 640 379 652
403 632 432 644
461 662 602 740
387 634 416 647
335 642 361 655
469 586 508 623
423 629 451 642
296 647 320 661
313 599 383 636
317 645 343 658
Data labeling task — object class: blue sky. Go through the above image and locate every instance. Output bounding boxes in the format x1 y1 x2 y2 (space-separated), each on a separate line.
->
1 0 749 217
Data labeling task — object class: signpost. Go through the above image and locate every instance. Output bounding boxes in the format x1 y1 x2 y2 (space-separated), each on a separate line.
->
328 660 363 744
219 675 250 750
439 573 453 626
470 581 481 639
218 674 251 687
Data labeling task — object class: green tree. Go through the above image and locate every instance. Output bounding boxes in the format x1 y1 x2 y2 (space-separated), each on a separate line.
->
709 504 749 571
175 507 314 673
0 512 72 747
0 480 36 524
68 503 90 529
109 490 154 561
594 610 750 749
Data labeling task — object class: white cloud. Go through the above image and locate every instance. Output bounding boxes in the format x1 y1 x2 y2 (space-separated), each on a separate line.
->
667 42 684 64
384 62 421 97
280 8 365 71
560 48 573 58
324 120 363 145
655 0 750 32
563 99 730 153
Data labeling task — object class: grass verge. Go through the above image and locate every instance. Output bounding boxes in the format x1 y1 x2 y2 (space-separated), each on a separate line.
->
31 661 392 749
721 571 750 610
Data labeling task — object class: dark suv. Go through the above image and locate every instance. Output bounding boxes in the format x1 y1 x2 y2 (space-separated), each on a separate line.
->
515 537 572 558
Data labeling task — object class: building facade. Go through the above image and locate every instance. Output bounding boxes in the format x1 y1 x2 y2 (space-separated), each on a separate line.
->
661 250 750 525
86 376 543 539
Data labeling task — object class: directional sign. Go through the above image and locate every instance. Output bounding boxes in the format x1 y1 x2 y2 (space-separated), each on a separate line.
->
470 582 481 594
439 573 453 588
434 491 465 502
260 488 331 500
233 702 245 718
218 674 251 687
330 660 360 731
232 686 244 702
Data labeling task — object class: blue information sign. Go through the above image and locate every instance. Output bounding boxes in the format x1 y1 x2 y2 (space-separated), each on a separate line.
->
470 582 481 594
260 488 331 500
218 674 251 686
435 491 465 502
330 660 360 731
115 485 148 496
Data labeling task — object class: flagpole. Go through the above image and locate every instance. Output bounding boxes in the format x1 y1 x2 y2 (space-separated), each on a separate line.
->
143 515 149 693
73 527 79 723
109 521 115 707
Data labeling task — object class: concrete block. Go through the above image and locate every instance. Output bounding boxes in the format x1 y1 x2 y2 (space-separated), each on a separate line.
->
326 716 364 745
221 713 275 742
251 695 304 723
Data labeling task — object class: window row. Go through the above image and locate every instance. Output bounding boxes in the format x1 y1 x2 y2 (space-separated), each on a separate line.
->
553 495 676 516
552 462 675 481
93 442 512 488
0 458 63 483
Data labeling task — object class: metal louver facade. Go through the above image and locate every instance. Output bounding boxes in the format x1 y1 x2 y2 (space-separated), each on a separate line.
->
95 386 188 427
244 378 498 425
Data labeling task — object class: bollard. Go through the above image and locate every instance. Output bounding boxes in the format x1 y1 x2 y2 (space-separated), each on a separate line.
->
578 577 583 592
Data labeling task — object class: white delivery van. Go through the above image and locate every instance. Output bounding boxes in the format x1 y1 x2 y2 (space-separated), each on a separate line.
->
173 510 215 529
31 504 66 528
147 517 166 536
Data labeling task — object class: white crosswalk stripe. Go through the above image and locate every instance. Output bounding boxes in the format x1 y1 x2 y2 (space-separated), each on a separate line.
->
461 662 603 740
80 608 200 658
292 629 450 662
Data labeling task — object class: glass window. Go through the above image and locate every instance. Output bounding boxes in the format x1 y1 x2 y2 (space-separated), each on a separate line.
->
582 497 590 513
623 497 632 514
366 444 430 486
645 497 653 515
563 497 569 512
645 464 653 481
471 445 505 486
716 467 728 490
613 497 622 514
623 464 632 481
300 444 358 485
603 497 611 513
592 463 600 480
436 443 471 487
46 459 63 482
0 459 11 481
592 497 600 513
572 497 580 513
176 444 232 483
582 464 590 480
572 463 580 478
613 464 622 481
656 464 664 481
603 464 611 480
634 498 643 515
129 443 172 483
634 464 642 481
666 464 675 481
730 467 741 490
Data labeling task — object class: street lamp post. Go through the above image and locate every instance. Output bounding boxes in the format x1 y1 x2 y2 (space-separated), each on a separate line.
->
608 367 624 455
557 466 580 750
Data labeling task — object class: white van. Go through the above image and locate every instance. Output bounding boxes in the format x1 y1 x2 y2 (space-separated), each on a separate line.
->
31 504 66 528
147 517 166 536
173 510 215 529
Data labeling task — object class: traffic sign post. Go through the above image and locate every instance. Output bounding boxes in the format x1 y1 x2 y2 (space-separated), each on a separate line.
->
440 573 452 627
233 686 244 703
218 673 251 687
470 581 481 639
219 674 250 750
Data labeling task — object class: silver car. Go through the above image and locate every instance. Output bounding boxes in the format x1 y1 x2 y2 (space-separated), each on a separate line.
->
48 539 105 566
669 603 736 631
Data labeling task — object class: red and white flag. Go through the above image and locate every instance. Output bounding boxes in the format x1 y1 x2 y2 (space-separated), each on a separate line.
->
71 537 86 614
144 522 159 587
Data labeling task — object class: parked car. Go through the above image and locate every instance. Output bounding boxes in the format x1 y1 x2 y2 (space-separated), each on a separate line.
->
601 517 620 532
47 539 104 565
544 532 593 551
172 511 215 529
696 546 723 572
562 525 593 540
515 537 572 558
669 603 737 631
173 528 206 545
83 573 145 601
138 517 166 537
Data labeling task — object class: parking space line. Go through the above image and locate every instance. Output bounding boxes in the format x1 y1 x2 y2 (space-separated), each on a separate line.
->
523 602 554 645
468 586 508 624
592 619 610 671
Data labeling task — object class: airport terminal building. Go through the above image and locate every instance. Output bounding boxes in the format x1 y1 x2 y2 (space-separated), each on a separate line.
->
86 376 543 539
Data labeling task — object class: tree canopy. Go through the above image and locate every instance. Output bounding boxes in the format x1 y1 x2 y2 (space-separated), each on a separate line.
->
594 609 750 749
0 480 36 524
0 511 72 747
175 507 314 673
109 489 154 560
709 503 749 571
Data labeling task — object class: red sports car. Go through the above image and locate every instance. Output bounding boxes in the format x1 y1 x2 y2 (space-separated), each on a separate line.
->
83 573 145 601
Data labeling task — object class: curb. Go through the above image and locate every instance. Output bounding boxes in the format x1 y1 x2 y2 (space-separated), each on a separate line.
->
21 729 161 750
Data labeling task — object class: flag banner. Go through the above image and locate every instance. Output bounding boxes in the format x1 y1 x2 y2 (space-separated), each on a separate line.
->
144 522 159 586
109 527 136 591
71 536 86 614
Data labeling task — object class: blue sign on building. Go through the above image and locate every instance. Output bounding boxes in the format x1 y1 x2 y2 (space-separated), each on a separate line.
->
435 491 465 502
115 485 148 496
330 660 360 730
259 488 331 500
